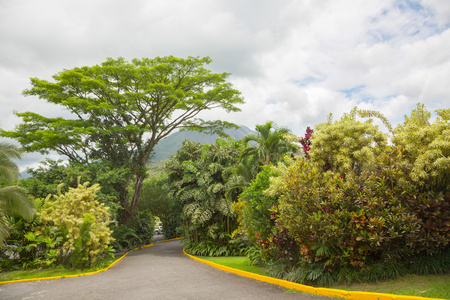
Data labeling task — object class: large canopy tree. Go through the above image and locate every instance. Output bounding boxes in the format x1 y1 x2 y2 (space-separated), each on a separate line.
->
1 56 244 222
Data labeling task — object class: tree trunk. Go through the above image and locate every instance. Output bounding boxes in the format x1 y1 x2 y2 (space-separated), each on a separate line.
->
119 190 130 224
130 174 144 217
119 174 145 224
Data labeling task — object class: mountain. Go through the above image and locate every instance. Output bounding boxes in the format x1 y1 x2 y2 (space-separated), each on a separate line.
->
151 125 255 162
20 170 32 179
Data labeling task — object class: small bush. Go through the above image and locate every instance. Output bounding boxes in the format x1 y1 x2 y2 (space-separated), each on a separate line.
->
110 210 155 252
234 166 279 242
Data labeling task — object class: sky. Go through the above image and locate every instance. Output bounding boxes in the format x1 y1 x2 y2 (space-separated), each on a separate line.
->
1 0 449 171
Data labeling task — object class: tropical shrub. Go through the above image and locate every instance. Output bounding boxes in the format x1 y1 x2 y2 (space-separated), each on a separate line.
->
255 204 299 266
275 147 448 271
393 103 450 189
234 106 448 285
166 138 245 255
0 198 57 270
233 165 278 242
0 142 35 247
310 108 388 174
110 210 155 252
37 180 113 268
20 159 127 219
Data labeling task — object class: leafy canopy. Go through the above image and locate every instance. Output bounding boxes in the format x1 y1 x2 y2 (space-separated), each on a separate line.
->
1 56 244 222
3 56 243 164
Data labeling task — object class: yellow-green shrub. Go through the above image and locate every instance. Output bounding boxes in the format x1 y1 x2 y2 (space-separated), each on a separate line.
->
393 103 450 188
310 108 388 174
38 179 113 268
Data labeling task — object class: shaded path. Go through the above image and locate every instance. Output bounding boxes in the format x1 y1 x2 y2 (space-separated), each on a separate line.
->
0 240 330 299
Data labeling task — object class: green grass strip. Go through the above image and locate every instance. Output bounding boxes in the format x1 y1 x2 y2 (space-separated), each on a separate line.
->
198 256 450 300
0 244 153 284
198 256 267 276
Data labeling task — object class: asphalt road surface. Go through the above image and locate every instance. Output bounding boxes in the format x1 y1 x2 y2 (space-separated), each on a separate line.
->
0 240 331 300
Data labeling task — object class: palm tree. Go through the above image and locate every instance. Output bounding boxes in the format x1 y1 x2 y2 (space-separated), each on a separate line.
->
0 142 35 247
241 121 298 166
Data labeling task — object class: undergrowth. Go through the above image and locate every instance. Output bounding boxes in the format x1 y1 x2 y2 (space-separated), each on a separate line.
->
258 248 450 287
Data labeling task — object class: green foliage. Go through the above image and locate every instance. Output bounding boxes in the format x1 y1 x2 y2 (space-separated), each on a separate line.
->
237 105 450 286
184 237 249 257
0 142 35 248
110 210 155 252
393 103 450 188
242 121 298 166
276 147 448 270
310 107 388 174
233 165 278 242
265 251 450 287
406 248 450 275
20 159 127 219
38 180 113 268
1 198 60 270
1 56 244 223
138 175 170 221
166 138 245 253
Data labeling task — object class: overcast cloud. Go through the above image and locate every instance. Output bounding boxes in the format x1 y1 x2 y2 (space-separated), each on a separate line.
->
1 0 449 171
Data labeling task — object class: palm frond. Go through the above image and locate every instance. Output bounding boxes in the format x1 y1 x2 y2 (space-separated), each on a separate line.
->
0 186 35 220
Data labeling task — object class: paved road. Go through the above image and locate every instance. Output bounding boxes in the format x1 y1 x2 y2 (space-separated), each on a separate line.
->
0 240 331 300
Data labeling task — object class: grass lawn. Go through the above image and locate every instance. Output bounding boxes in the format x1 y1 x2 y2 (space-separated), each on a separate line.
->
335 274 450 299
197 256 267 276
0 256 119 283
198 256 450 300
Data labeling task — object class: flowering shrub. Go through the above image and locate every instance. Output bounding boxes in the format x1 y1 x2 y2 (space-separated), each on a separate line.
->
299 127 314 159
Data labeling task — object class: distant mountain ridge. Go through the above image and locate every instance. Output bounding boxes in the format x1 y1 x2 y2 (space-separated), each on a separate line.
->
151 125 255 162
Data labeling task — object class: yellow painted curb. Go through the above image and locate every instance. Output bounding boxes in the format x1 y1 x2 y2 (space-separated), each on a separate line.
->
0 243 154 285
156 237 183 243
183 250 447 300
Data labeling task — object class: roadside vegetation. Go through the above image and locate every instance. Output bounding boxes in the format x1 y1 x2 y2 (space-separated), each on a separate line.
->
0 255 118 282
196 255 450 299
0 56 448 295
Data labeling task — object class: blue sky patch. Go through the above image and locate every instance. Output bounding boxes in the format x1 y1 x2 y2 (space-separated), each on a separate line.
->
341 85 366 98
291 76 323 87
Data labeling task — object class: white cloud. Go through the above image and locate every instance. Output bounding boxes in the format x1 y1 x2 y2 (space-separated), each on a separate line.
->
1 0 449 170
